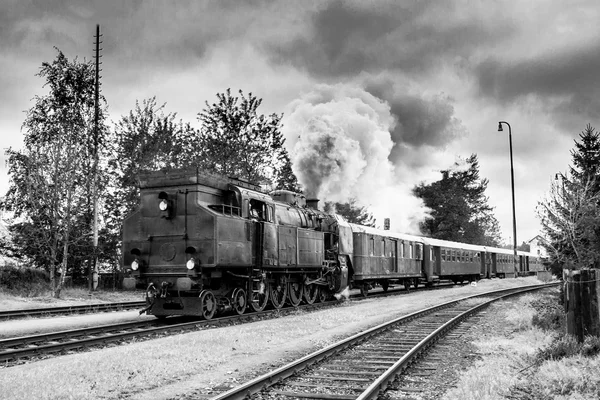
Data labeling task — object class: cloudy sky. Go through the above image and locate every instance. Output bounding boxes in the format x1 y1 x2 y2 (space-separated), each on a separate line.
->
2 0 599 243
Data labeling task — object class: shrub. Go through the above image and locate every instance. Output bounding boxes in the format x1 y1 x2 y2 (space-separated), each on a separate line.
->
0 266 50 296
536 334 580 362
581 335 600 357
530 292 565 332
536 334 600 362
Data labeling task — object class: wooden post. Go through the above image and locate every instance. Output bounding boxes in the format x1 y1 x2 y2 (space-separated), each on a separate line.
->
563 268 600 342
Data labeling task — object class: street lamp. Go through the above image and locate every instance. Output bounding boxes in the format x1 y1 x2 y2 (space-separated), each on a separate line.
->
498 121 518 277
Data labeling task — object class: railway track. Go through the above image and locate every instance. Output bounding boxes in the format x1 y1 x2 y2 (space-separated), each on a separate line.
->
0 296 351 366
0 281 455 321
0 301 146 320
0 282 457 367
207 282 556 400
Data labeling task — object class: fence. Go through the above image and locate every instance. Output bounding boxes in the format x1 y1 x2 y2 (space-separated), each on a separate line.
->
563 268 600 342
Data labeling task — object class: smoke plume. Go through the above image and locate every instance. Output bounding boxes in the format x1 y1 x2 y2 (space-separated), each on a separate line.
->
283 84 430 234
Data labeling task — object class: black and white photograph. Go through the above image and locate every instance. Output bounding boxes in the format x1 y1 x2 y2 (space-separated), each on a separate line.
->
0 1 598 399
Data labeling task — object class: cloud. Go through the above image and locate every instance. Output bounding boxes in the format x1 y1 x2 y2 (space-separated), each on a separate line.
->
474 42 600 130
266 0 515 79
363 75 466 164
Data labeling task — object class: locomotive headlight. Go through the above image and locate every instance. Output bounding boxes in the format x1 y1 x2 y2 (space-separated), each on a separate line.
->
186 258 196 270
131 259 140 271
159 199 169 211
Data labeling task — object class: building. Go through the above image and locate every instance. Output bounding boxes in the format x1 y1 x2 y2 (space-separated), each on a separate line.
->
527 235 549 261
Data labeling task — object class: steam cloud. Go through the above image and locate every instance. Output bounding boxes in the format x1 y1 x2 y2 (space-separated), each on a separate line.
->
283 84 430 234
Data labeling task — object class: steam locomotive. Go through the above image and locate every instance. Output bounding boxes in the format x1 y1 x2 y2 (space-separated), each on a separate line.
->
122 168 544 319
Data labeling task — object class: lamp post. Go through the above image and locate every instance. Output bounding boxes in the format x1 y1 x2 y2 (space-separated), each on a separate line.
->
498 121 518 277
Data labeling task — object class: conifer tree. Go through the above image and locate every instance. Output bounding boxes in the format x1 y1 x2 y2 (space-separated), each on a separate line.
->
538 124 600 271
413 154 502 246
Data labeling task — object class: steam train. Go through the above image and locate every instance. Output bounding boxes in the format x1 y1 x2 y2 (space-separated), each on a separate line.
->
122 168 544 319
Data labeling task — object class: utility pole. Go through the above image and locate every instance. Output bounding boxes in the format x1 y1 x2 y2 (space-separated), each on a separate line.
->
90 24 102 292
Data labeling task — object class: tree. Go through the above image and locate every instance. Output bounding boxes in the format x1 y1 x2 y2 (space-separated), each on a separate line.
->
3 49 106 297
324 198 376 227
413 154 502 246
538 125 600 271
274 153 302 192
105 97 196 268
570 124 600 193
197 89 288 185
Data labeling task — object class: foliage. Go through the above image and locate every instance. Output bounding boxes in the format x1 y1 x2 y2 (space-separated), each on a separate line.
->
274 152 302 192
538 124 600 271
105 97 196 268
3 49 107 297
196 89 291 185
413 154 502 246
323 198 375 227
536 334 600 362
0 266 50 297
530 293 565 332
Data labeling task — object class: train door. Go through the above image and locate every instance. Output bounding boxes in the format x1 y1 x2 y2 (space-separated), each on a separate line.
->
479 251 488 278
422 243 434 283
489 253 497 277
248 198 278 267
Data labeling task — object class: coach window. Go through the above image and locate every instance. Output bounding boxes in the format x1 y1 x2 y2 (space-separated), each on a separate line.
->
441 249 446 261
430 248 434 261
416 244 423 260
409 243 414 259
369 236 375 256
382 238 386 257
451 250 456 262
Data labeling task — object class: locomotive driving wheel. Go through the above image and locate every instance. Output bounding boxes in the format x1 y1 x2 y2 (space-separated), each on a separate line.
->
250 281 269 312
231 288 247 315
304 283 319 305
288 282 303 307
269 276 287 309
199 290 216 320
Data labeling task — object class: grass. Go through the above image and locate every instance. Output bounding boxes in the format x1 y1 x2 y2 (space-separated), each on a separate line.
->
0 287 144 310
443 289 600 400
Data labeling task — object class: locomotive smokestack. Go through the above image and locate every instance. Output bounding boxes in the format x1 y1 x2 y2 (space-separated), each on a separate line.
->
306 198 319 210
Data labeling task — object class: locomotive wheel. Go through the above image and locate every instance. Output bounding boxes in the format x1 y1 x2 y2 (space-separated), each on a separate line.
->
288 282 303 307
270 279 287 309
304 283 319 305
250 281 269 312
232 288 247 315
360 283 369 297
317 287 328 303
199 290 216 320
381 280 390 292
